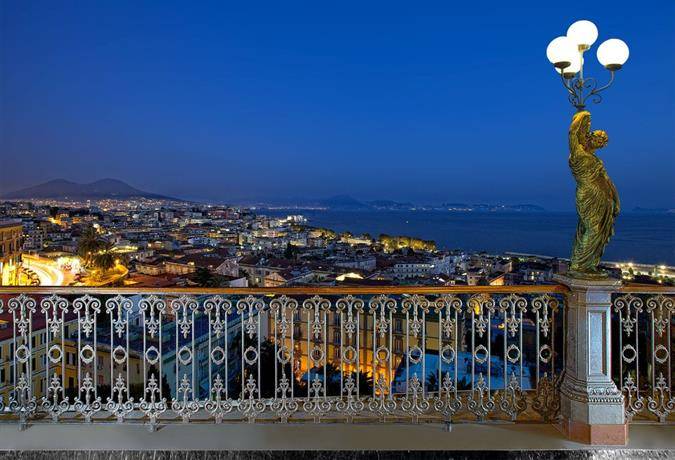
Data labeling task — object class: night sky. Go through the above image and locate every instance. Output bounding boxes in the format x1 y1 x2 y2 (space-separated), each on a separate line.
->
1 1 673 210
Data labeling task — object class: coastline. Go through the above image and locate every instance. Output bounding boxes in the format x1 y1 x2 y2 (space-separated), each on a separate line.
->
263 209 675 265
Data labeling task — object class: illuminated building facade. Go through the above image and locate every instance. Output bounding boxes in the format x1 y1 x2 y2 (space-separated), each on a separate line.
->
0 220 23 286
0 315 144 403
269 310 448 386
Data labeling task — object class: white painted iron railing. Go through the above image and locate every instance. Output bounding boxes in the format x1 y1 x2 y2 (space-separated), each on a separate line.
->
612 288 675 424
0 286 565 430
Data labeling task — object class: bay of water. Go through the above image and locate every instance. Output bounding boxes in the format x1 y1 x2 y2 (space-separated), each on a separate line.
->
265 210 675 265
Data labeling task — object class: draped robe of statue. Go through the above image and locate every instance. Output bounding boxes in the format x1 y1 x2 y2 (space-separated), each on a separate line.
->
568 111 620 277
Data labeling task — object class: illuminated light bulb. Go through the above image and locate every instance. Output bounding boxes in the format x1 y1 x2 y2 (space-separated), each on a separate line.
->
555 51 582 78
567 20 598 49
597 38 629 70
546 36 577 68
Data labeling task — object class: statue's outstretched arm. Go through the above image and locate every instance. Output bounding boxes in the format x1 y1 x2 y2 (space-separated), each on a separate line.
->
569 111 591 145
569 112 590 157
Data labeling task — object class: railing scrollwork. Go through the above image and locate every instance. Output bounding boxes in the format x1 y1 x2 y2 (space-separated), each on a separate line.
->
0 286 566 429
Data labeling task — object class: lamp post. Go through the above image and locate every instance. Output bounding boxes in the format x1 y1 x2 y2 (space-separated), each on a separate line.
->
547 20 629 111
547 19 629 278
549 21 631 445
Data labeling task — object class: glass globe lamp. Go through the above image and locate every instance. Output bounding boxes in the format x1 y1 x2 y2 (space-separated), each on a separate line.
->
597 39 629 70
556 52 582 79
546 36 577 68
566 20 598 50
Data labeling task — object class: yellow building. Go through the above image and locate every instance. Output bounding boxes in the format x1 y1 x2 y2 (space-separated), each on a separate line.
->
268 307 445 387
0 317 79 402
0 220 23 286
0 317 143 403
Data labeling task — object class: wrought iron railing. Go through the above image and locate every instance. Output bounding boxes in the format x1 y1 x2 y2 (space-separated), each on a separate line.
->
612 287 674 424
0 286 565 430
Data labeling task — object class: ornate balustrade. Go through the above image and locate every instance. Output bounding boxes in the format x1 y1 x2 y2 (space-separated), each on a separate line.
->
612 286 675 424
0 286 565 430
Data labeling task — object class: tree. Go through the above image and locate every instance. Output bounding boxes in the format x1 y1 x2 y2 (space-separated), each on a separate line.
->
192 267 218 287
92 240 116 273
426 372 439 392
284 242 297 260
77 225 104 268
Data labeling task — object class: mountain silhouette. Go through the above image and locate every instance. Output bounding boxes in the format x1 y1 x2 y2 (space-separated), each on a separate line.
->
2 179 179 201
317 195 370 209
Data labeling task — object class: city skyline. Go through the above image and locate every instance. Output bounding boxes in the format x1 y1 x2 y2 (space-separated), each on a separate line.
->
1 176 673 211
2 1 674 211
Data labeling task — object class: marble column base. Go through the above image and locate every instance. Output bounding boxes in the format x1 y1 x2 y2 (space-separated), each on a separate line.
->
553 274 627 446
559 419 628 445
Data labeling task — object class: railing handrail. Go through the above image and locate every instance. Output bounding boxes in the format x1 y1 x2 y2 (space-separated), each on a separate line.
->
618 284 675 294
0 284 569 296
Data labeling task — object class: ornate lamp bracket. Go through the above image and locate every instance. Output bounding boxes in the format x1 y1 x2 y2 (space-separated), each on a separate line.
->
560 70 616 111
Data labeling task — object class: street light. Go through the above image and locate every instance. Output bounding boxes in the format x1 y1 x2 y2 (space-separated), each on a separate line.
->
546 20 629 111
547 20 629 278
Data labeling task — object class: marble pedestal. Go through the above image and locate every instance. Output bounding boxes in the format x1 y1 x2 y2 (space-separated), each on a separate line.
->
554 275 627 445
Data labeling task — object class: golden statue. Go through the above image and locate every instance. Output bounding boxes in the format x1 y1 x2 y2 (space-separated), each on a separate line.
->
568 111 620 278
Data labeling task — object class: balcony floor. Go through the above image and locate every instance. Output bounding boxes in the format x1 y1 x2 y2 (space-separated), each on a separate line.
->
0 422 672 453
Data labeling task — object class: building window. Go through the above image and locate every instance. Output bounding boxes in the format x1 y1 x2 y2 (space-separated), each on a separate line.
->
394 337 403 353
395 318 403 333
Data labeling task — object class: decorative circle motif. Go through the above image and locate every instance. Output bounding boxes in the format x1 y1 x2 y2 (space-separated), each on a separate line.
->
409 346 423 364
178 346 193 365
376 346 390 364
539 344 552 364
654 345 669 364
244 346 259 365
15 344 30 364
440 345 455 364
112 345 127 365
506 344 521 364
310 346 324 364
80 345 95 364
211 346 226 365
621 344 637 364
145 346 159 365
276 346 290 364
474 345 489 364
342 346 356 364
48 345 62 364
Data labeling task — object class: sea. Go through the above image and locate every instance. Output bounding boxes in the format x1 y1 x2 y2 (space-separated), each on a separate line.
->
263 210 675 265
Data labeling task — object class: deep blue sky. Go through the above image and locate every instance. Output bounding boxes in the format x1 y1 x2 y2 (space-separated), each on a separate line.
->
1 1 673 210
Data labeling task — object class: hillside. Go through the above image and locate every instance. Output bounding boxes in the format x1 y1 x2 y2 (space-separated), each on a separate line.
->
2 179 178 201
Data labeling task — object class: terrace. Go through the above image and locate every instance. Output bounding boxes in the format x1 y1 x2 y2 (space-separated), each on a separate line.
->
0 282 672 451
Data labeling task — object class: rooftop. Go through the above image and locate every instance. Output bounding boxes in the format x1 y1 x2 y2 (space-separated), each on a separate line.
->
0 219 22 229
